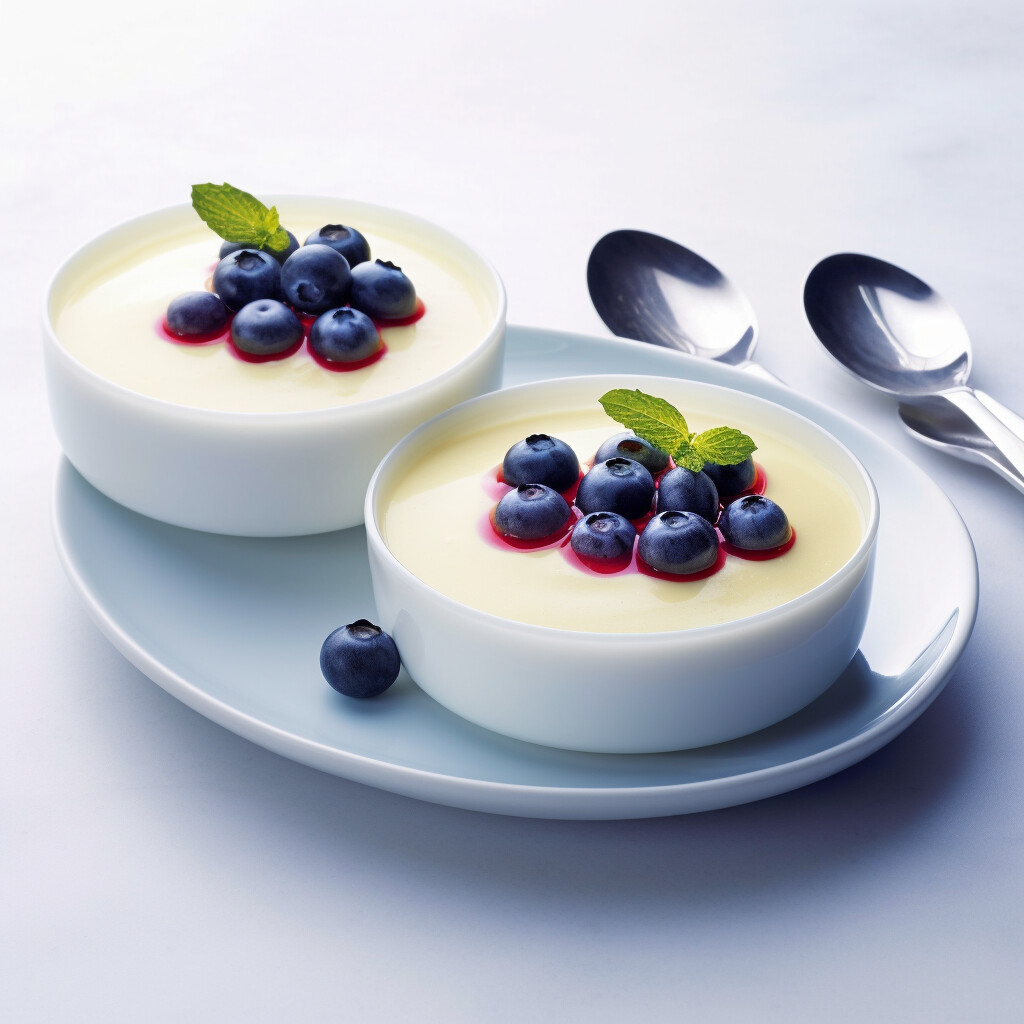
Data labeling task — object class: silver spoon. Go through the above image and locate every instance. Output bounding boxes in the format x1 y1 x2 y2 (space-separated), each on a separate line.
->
804 253 1024 492
587 230 775 379
588 231 1024 491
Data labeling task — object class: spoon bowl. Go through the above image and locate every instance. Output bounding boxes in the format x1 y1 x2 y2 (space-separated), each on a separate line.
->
803 253 971 397
587 230 758 364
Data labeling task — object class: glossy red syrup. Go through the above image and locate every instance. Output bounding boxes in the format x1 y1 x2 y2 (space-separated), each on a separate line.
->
482 459 792 582
479 506 580 551
489 466 584 505
720 463 767 502
159 316 304 365
307 337 388 372
231 335 305 363
635 543 728 581
722 526 797 561
373 298 426 329
157 317 232 347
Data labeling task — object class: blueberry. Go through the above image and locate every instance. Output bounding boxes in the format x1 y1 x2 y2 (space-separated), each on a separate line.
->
350 259 417 320
281 244 352 315
230 299 303 356
165 291 229 337
502 434 580 492
575 458 655 520
219 230 300 265
212 249 282 312
304 224 371 267
570 512 636 562
719 495 792 550
638 511 720 575
310 307 381 363
656 467 720 523
703 457 757 497
493 485 571 541
594 431 669 474
320 619 401 698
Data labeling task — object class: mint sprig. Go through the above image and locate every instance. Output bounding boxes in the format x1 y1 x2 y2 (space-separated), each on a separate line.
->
599 388 756 473
191 182 290 252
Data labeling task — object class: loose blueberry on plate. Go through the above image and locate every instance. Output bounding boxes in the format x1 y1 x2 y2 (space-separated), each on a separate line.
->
320 619 401 698
304 224 371 267
570 512 636 562
638 511 719 574
212 249 282 311
219 230 299 264
502 434 580 492
493 485 571 541
656 467 720 523
310 307 381 363
165 291 229 338
719 495 792 550
281 244 352 315
575 458 655 520
594 431 669 474
349 259 417 320
703 456 757 497
230 299 303 356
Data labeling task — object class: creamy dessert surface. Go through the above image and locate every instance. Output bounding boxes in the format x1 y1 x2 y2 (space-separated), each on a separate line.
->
381 405 865 634
53 208 495 413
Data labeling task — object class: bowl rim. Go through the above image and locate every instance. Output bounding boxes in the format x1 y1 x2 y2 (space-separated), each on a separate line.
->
365 372 881 643
42 194 508 424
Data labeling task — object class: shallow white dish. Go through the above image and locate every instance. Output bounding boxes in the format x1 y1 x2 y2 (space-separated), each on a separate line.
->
51 326 978 819
43 195 506 536
366 374 878 753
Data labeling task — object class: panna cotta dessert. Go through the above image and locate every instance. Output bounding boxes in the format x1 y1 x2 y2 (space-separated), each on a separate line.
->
366 374 878 752
44 191 506 535
380 388 862 633
52 191 499 414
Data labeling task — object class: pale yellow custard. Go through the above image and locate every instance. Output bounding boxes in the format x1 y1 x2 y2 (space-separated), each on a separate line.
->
381 398 865 634
52 199 497 413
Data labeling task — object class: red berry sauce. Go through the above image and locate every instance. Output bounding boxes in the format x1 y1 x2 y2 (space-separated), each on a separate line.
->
157 317 232 347
478 505 580 551
721 526 796 561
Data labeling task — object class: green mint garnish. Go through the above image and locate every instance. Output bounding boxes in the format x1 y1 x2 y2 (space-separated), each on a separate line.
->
190 182 290 252
599 388 756 473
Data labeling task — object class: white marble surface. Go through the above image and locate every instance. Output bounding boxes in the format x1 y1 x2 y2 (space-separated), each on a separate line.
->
4 1 1023 1019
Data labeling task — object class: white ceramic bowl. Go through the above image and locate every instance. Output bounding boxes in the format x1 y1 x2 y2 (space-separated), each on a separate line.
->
365 374 879 753
43 196 506 536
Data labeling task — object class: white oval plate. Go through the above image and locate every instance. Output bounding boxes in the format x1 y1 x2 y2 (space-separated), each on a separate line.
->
52 326 978 819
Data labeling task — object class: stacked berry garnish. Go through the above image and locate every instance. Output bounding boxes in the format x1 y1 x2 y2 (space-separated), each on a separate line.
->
487 388 794 580
162 183 423 370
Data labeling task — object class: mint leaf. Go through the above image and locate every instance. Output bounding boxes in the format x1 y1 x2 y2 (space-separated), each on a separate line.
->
598 389 688 457
689 426 757 467
191 183 287 251
599 387 757 473
672 440 705 472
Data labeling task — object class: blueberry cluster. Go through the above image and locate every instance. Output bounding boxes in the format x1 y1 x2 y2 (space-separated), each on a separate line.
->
164 223 418 365
492 430 793 577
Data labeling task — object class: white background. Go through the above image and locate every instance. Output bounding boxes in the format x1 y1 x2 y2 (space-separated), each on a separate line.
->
4 1 1023 1019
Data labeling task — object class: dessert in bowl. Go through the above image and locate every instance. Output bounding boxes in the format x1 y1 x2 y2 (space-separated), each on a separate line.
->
365 374 878 753
43 193 506 535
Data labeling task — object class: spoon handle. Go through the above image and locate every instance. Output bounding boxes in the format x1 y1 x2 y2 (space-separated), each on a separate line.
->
899 399 1024 493
974 389 1024 442
942 387 1024 485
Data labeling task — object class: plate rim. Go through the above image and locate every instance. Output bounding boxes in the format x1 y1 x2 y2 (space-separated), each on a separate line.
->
51 324 980 819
